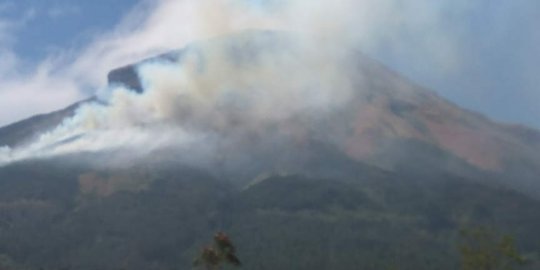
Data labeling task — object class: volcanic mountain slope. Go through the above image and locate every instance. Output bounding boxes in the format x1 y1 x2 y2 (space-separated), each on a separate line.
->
112 32 540 196
0 99 96 149
1 32 540 196
0 31 539 269
0 155 539 270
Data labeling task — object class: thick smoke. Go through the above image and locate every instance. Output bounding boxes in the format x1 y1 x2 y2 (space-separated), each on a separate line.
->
0 0 469 166
0 32 357 166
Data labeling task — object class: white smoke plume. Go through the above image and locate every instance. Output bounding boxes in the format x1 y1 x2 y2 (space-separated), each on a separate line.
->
0 0 473 166
0 32 356 165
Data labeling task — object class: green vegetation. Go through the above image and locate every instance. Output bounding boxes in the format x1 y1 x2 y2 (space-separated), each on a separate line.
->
459 227 525 270
0 159 538 269
194 232 241 270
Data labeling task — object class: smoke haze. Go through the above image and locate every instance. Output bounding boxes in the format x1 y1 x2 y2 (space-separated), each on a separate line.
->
0 0 477 166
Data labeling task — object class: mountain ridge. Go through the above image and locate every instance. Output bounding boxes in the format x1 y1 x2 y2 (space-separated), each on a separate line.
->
1 31 539 197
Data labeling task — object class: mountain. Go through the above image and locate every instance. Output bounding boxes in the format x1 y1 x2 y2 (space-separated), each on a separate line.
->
4 31 539 196
0 31 538 269
0 99 94 149
106 32 540 198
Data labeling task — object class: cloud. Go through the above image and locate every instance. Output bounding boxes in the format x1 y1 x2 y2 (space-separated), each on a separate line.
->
0 5 76 126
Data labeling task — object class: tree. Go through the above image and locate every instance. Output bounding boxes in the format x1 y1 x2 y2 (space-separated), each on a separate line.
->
459 227 525 270
194 232 241 270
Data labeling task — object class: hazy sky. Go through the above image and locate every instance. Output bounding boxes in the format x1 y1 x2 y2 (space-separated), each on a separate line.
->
0 0 538 129
377 1 540 129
